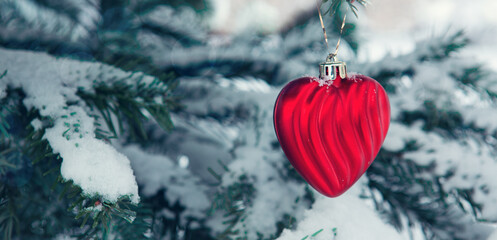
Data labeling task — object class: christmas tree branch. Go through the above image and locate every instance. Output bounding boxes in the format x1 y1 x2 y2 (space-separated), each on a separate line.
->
208 170 255 239
359 30 469 93
368 147 482 239
0 71 176 239
77 75 178 142
323 0 367 18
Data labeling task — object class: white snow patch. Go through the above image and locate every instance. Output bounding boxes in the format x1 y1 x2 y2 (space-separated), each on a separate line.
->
217 77 272 93
347 73 364 83
178 155 190 168
382 122 411 152
277 191 403 240
312 76 333 87
30 118 43 131
44 106 139 203
55 235 77 240
488 228 497 240
120 145 210 217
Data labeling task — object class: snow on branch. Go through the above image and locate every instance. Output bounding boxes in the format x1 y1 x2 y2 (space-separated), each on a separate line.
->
44 106 139 203
120 145 210 218
277 191 403 240
0 0 99 44
356 31 497 228
0 47 171 203
183 76 310 239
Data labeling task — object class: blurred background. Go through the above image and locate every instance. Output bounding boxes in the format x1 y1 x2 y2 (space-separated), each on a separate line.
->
1 0 497 239
209 0 497 65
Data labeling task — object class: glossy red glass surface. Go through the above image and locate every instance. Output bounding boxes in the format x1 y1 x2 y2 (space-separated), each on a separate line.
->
273 74 390 197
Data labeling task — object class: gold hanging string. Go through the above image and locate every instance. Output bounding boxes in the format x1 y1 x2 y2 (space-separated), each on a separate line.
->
316 1 349 57
316 0 329 51
333 8 347 56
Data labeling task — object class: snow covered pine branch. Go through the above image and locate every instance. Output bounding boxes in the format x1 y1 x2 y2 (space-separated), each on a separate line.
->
0 48 177 232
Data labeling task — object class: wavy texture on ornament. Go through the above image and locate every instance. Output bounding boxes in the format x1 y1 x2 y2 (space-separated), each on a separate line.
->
274 75 390 197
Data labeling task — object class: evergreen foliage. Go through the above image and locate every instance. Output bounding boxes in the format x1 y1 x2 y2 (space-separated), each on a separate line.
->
0 0 496 240
0 75 176 239
360 31 496 240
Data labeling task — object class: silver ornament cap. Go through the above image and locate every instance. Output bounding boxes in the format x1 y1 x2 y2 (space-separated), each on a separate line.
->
319 53 347 80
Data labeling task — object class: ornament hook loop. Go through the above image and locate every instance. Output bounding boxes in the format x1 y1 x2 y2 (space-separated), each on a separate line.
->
326 53 337 62
319 54 347 81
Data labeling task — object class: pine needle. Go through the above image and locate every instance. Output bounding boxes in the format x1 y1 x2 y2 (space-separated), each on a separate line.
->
311 229 323 237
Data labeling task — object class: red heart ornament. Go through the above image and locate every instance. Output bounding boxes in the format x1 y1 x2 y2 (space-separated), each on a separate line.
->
273 74 390 197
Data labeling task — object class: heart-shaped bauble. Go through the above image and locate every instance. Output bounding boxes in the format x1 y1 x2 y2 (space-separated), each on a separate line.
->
273 74 390 197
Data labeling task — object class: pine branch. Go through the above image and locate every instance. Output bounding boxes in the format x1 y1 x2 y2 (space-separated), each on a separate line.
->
359 29 496 239
70 198 151 240
0 88 69 240
450 65 487 86
77 73 178 142
0 0 99 50
32 0 90 25
368 147 482 239
418 30 469 61
0 86 156 239
0 184 20 240
323 0 366 18
361 31 470 93
209 173 255 240
399 101 464 134
112 203 153 240
368 98 491 239
272 214 298 239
